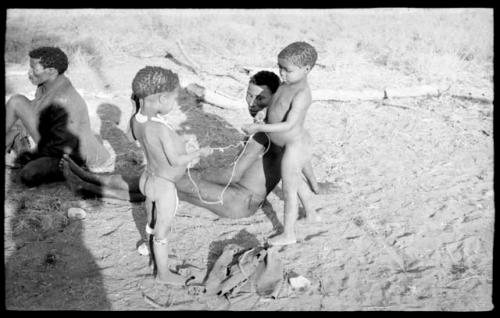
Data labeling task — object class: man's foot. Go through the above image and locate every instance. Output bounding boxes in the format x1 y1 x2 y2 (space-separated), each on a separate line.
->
156 270 188 286
267 233 297 246
62 154 87 178
60 158 85 193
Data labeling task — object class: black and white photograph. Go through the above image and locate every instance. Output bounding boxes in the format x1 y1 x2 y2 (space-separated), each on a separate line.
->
3 8 494 311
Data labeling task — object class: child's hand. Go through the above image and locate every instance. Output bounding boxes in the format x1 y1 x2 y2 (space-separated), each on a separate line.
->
242 123 260 135
199 146 213 157
254 110 266 123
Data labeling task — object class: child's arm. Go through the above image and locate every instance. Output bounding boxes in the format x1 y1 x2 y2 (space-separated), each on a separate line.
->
158 127 212 166
242 90 310 135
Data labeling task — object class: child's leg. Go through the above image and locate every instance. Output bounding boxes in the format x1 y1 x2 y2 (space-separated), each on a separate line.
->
152 186 185 285
145 198 154 235
268 145 302 246
298 178 321 222
302 160 320 194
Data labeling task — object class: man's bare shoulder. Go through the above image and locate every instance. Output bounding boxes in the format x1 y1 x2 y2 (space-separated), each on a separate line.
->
52 80 86 108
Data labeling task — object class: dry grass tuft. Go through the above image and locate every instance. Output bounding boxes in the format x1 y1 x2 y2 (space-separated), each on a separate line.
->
11 195 70 240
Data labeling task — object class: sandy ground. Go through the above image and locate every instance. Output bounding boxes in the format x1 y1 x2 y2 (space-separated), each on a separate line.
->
3 11 495 311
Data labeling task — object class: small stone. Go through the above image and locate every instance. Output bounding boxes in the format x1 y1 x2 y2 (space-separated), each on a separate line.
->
67 207 87 220
289 275 311 291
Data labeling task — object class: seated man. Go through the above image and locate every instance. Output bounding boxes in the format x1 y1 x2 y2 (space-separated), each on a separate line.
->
5 46 114 187
60 69 334 219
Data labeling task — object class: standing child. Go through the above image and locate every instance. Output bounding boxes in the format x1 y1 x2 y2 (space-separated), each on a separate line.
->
242 42 319 246
131 66 212 285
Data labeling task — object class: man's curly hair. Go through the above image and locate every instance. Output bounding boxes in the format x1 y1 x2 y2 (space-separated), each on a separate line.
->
29 47 69 74
278 41 318 69
250 71 281 94
131 66 180 100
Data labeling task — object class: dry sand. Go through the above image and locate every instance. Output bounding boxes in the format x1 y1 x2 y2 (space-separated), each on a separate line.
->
4 9 494 311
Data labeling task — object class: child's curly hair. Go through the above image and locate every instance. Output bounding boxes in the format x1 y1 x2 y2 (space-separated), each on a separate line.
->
278 41 318 69
29 47 69 74
131 66 180 100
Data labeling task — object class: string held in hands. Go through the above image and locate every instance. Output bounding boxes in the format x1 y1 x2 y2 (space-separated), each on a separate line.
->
186 131 271 205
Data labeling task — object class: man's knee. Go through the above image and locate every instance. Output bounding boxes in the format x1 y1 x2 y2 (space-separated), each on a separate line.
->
19 157 62 187
7 94 30 109
20 166 43 187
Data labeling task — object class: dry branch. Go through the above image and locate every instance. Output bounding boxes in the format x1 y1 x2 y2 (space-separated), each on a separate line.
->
312 85 442 102
176 39 201 74
202 89 247 110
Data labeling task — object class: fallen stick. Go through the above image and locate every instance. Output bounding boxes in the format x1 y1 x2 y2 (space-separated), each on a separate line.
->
142 293 171 309
165 51 199 75
312 88 383 101
450 94 493 104
176 39 201 75
186 83 246 110
312 85 443 102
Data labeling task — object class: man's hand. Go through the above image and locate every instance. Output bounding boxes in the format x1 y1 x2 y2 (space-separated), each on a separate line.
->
241 123 261 135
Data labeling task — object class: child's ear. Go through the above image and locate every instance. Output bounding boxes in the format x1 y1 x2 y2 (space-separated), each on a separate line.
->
159 92 169 104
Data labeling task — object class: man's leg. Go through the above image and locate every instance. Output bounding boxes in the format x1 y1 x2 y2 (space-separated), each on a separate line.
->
175 172 260 219
62 153 261 218
201 133 268 185
20 157 64 187
6 95 40 146
60 158 146 202
61 154 142 192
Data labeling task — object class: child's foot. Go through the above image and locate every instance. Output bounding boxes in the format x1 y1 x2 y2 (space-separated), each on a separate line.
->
156 270 188 286
267 233 297 246
310 182 320 195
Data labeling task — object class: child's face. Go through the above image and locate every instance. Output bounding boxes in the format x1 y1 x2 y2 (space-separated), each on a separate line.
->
158 89 179 115
246 83 273 117
277 58 310 84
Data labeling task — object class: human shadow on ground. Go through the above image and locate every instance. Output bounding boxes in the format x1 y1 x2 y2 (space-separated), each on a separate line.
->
95 102 148 249
202 229 261 282
4 107 111 309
